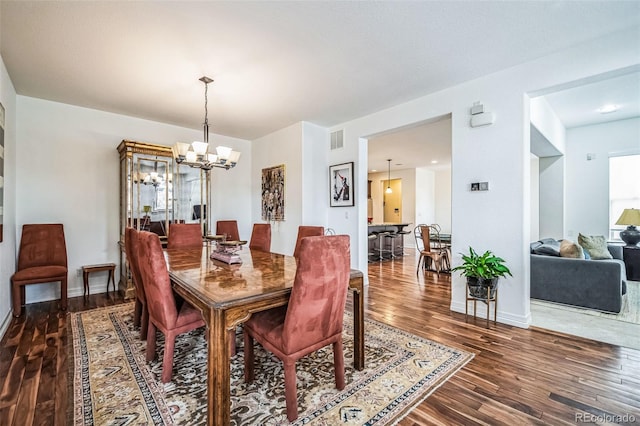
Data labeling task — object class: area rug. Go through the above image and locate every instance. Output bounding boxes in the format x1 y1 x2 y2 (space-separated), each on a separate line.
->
531 280 640 325
69 303 473 425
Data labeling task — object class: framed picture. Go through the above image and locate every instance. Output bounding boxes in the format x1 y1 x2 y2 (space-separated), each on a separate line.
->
330 162 354 207
262 164 285 221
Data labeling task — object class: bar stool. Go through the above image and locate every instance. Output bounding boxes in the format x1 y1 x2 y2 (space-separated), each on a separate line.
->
367 234 378 263
395 229 411 256
375 231 391 261
384 232 399 258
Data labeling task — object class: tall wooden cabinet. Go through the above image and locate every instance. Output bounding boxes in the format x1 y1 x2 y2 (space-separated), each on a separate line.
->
117 139 208 298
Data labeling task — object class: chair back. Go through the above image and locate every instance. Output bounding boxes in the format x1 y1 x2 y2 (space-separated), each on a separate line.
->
125 227 146 303
18 224 67 270
428 225 446 251
249 223 271 252
413 224 427 252
137 231 179 328
293 226 324 258
216 220 240 241
167 223 202 249
283 235 350 353
419 226 433 253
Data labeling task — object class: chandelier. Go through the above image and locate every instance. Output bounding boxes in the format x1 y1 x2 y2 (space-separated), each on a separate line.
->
133 171 169 187
172 77 241 170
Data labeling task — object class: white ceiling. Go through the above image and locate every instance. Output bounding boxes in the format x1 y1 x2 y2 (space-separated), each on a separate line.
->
2 1 639 170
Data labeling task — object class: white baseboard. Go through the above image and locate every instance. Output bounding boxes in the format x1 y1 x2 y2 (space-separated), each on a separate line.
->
0 310 12 341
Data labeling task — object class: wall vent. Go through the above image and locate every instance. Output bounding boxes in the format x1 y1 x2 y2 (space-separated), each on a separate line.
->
330 130 344 150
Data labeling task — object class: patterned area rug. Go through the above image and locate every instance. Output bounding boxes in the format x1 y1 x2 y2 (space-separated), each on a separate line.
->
69 303 473 425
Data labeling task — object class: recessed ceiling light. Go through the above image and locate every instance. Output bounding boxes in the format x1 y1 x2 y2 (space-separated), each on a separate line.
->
371 169 377 172
431 160 438 164
597 104 619 114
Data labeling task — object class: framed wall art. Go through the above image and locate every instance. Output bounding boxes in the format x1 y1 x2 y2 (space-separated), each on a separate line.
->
261 164 285 221
330 162 354 207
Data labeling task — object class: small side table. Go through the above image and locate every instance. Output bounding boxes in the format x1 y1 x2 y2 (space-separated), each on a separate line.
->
623 246 640 281
465 283 498 328
82 263 116 296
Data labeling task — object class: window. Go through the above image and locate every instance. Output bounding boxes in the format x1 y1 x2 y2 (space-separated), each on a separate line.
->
609 154 640 240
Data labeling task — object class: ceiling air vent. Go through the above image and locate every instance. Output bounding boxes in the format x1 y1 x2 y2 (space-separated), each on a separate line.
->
330 130 344 150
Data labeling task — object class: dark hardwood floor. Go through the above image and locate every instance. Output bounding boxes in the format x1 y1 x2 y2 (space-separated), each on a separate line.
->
1 250 639 425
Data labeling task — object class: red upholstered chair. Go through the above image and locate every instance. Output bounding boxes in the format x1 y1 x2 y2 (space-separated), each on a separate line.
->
244 235 351 421
293 225 324 259
136 231 205 383
125 227 148 340
167 223 203 249
249 223 271 252
11 224 68 317
216 220 240 241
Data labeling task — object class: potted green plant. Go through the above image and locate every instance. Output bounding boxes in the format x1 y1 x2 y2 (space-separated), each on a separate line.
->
451 247 512 299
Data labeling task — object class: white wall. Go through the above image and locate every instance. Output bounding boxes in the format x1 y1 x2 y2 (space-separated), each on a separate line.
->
530 96 567 154
0 55 17 333
539 155 565 238
331 27 639 328
251 122 331 256
251 123 303 255
530 155 540 241
16 96 251 303
414 167 435 234
301 122 329 228
434 169 452 233
565 117 640 238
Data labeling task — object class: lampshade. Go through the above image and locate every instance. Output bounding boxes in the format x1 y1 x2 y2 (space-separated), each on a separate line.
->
616 208 640 246
615 208 640 226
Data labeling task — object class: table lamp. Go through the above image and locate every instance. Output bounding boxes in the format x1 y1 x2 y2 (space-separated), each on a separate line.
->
615 208 640 247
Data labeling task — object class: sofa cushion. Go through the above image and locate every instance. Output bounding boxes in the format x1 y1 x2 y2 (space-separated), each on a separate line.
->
578 234 613 260
532 239 561 256
559 239 585 259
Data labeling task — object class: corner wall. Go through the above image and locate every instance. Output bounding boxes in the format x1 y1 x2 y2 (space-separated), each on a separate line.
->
15 96 251 304
330 28 639 328
0 55 17 333
565 117 640 238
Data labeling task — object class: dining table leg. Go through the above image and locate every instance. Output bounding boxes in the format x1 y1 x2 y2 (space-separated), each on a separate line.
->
350 275 365 371
206 308 230 426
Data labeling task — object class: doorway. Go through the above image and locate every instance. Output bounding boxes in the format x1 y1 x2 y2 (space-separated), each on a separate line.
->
383 178 402 223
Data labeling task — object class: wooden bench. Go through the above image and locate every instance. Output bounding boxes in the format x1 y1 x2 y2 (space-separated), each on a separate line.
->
82 263 116 296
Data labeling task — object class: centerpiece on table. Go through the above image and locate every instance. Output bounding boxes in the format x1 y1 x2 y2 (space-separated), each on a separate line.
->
451 247 512 299
210 239 247 264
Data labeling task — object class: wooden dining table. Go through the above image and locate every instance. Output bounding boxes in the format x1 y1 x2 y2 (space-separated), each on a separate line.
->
164 246 365 426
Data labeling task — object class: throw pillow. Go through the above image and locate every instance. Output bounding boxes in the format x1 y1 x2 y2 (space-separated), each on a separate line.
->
578 233 612 260
559 239 585 259
532 239 561 256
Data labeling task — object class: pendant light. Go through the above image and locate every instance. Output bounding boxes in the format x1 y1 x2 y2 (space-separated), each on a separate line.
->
172 77 241 170
385 159 392 194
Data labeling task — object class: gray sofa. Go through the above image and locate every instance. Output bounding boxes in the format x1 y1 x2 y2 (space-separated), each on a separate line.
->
531 243 627 313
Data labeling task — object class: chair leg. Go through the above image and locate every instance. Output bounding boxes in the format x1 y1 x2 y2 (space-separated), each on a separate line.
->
283 361 299 421
133 299 142 327
140 305 149 341
243 328 255 383
161 333 176 383
60 278 67 311
146 322 157 362
229 328 236 357
333 340 345 390
11 282 22 317
416 254 423 274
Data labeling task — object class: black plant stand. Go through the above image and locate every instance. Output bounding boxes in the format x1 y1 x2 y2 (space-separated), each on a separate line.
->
465 283 497 328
